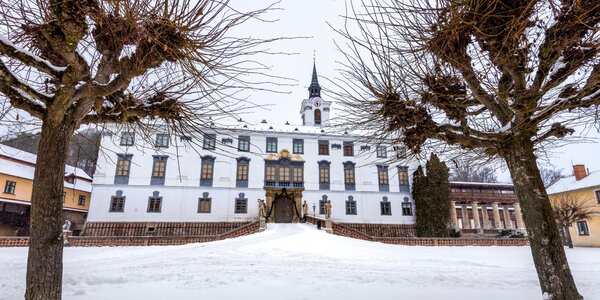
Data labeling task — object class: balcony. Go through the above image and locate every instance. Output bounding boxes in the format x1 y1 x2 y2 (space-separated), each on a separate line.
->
264 181 304 189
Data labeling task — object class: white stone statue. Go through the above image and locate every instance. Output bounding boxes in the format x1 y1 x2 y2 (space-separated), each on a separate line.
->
258 199 266 218
62 220 72 231
302 201 308 218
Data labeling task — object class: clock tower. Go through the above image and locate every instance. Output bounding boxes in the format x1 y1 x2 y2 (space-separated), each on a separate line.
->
300 62 332 126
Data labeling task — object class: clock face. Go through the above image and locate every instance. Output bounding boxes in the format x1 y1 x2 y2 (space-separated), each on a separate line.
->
314 101 320 107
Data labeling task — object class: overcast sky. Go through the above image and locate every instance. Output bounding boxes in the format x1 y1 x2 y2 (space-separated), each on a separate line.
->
231 0 600 180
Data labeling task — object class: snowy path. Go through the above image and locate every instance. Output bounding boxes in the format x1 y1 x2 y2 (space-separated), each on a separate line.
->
1 224 599 300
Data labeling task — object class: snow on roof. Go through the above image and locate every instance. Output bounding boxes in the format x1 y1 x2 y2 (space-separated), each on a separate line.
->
546 169 600 195
218 122 354 137
0 144 92 182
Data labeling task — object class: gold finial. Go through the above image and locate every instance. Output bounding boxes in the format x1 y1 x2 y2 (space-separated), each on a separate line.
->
313 50 316 63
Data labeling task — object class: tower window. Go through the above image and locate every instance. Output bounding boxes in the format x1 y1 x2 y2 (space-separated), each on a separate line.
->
314 109 322 125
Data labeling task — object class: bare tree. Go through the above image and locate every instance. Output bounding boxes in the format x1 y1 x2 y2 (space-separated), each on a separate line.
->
0 1 284 299
552 193 599 248
541 167 564 188
449 159 498 183
335 0 600 298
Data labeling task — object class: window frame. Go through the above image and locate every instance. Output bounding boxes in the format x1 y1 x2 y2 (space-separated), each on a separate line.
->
398 166 410 192
346 196 357 215
78 195 86 206
114 154 133 184
402 197 413 216
314 109 322 125
381 197 392 215
238 136 250 152
198 192 212 213
109 191 126 212
293 139 304 154
377 165 390 192
318 160 331 190
236 157 250 187
3 181 16 194
319 195 328 215
147 191 162 213
266 137 278 153
318 140 329 155
235 193 248 214
120 132 135 146
151 156 168 185
376 146 387 158
155 133 169 148
203 134 217 150
343 161 356 191
200 156 216 187
577 220 590 236
343 142 354 157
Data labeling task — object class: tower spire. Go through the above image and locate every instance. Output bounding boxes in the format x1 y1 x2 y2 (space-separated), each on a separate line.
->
308 54 321 98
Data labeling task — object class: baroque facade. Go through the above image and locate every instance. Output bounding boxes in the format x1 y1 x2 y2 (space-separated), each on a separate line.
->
85 63 418 236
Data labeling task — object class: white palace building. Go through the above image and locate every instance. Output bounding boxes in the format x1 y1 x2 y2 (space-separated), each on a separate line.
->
84 63 417 236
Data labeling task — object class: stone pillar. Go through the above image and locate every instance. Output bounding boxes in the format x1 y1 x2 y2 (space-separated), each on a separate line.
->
503 204 513 229
325 219 333 234
492 202 502 229
62 230 72 246
481 204 492 230
449 201 458 229
471 201 481 233
258 219 266 232
461 203 470 229
514 202 526 232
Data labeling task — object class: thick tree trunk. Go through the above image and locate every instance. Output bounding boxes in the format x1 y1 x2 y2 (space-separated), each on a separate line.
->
504 137 582 300
25 119 75 300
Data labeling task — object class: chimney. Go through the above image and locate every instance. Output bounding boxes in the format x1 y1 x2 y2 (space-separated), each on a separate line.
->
573 164 588 181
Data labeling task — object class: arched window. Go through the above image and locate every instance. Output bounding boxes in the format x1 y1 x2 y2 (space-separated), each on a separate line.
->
314 109 322 124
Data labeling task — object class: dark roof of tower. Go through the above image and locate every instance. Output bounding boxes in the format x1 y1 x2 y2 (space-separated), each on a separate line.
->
308 62 321 98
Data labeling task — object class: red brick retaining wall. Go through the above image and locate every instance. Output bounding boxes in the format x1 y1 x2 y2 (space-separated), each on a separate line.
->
0 221 259 247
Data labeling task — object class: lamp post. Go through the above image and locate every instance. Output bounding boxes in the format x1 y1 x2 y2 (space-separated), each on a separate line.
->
312 203 316 217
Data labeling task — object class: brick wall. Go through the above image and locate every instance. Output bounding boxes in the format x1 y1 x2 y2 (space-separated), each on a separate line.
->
1 221 259 247
331 222 528 246
339 223 416 237
82 221 252 237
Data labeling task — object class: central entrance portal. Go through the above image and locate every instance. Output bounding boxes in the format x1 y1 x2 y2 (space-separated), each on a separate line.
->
274 196 295 223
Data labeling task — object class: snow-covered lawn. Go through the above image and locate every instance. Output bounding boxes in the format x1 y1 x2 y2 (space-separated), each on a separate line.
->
1 224 599 300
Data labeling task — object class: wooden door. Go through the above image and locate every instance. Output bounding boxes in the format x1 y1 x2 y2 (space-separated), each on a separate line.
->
274 197 294 223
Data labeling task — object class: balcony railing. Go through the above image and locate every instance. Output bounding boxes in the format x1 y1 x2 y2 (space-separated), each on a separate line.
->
264 181 304 189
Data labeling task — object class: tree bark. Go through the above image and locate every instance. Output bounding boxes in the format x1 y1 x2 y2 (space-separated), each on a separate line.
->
504 136 582 300
25 118 76 300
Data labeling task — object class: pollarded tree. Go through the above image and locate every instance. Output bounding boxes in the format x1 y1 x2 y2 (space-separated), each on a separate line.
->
335 0 600 299
0 1 282 299
450 159 497 183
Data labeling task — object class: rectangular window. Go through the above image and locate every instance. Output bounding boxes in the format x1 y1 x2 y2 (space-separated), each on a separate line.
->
155 133 169 148
3 181 16 194
378 165 389 192
238 136 250 152
319 200 326 215
235 198 248 214
279 166 290 182
318 140 329 155
319 167 330 184
293 167 303 182
293 139 304 154
198 198 211 213
115 155 132 177
265 165 276 181
346 201 357 215
398 166 410 192
402 202 412 216
120 132 135 146
147 197 162 213
344 168 355 185
266 137 278 153
343 142 354 156
577 220 590 236
376 146 387 158
152 156 168 178
203 134 216 150
200 157 215 187
110 196 125 212
237 164 249 181
381 201 392 215
596 190 600 204
78 195 86 206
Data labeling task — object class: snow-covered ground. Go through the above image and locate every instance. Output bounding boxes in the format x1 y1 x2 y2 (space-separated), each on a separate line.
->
1 224 599 300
